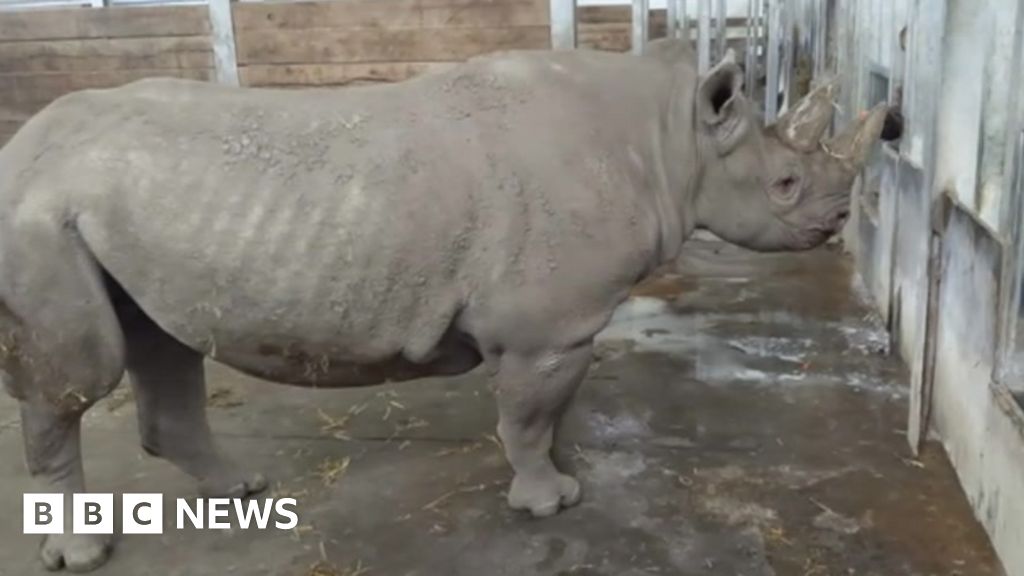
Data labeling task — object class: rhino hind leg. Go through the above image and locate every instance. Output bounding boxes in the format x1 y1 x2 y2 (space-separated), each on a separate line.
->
1 222 126 572
21 402 112 572
494 342 591 517
110 280 267 498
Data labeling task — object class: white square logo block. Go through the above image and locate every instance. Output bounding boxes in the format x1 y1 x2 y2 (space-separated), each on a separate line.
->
122 494 164 534
72 493 114 535
23 493 63 534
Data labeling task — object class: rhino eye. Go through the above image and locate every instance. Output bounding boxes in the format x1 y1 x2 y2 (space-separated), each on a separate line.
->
768 175 801 206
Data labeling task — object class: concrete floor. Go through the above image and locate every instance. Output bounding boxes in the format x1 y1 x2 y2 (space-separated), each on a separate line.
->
0 239 1004 576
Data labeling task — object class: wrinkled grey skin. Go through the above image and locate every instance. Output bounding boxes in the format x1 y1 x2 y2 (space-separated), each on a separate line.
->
0 39 886 572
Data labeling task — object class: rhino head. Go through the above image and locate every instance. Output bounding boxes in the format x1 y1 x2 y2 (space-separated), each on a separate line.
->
690 51 888 251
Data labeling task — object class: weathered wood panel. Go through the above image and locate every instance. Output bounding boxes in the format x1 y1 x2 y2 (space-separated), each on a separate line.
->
0 69 214 106
240 61 457 87
0 6 214 148
0 5 209 42
233 0 548 32
0 36 213 74
235 0 548 88
236 25 548 65
579 7 668 52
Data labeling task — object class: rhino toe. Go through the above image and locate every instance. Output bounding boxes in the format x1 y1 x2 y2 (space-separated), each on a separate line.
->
508 472 582 517
40 534 111 573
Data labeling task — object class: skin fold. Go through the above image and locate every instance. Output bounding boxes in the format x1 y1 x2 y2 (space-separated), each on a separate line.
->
0 39 887 572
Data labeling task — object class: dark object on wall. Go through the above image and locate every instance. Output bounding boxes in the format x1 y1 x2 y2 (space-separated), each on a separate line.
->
881 107 903 142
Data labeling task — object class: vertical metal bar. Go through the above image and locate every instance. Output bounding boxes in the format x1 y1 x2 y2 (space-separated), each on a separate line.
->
680 0 690 45
779 0 794 111
745 0 756 96
208 0 239 86
549 0 577 50
667 0 679 39
715 0 727 61
698 0 712 73
813 0 827 80
764 0 780 122
632 0 649 54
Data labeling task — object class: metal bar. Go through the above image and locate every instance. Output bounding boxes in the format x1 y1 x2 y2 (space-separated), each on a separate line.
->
698 0 711 73
680 0 690 45
631 0 649 55
549 0 577 50
208 0 239 86
667 0 678 39
779 0 794 112
715 0 727 61
745 0 756 96
813 0 827 80
764 0 780 122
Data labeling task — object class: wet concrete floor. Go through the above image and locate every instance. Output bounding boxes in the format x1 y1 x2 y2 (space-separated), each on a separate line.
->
0 239 1004 575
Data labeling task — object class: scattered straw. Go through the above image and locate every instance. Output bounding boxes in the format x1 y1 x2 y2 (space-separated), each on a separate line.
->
317 404 367 440
421 483 488 512
307 559 370 576
902 457 926 469
271 481 309 500
386 416 430 442
484 434 502 450
291 524 315 541
208 386 243 409
315 456 351 486
433 442 482 457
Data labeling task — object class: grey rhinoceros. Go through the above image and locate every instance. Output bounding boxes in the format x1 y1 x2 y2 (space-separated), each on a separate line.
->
0 38 886 571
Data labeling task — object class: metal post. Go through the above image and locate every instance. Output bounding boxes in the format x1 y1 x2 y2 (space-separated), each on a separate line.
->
667 0 679 40
715 0 727 61
680 0 689 44
813 0 827 80
779 0 794 111
745 0 756 95
764 0 780 122
208 0 239 86
550 0 577 50
632 0 649 55
698 0 712 73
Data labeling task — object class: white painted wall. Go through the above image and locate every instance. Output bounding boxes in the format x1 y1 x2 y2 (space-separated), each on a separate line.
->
839 1 1024 574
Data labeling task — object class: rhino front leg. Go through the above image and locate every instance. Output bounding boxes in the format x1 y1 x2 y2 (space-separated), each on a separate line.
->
21 402 112 572
122 310 266 498
494 342 591 517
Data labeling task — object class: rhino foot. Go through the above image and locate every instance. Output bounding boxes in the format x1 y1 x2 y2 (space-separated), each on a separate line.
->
40 534 111 573
198 472 269 499
507 472 582 517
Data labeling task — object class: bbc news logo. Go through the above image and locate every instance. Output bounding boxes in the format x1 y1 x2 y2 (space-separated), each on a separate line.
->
24 494 298 534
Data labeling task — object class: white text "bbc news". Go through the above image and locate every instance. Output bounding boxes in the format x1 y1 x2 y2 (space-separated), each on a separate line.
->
23 494 299 534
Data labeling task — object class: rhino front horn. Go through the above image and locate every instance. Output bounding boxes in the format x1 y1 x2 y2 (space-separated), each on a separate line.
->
823 103 890 170
773 79 837 152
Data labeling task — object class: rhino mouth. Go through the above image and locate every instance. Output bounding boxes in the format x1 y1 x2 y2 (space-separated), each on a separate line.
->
802 209 849 247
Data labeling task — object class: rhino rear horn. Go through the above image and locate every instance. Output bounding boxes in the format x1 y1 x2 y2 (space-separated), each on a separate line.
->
823 103 890 170
773 79 837 152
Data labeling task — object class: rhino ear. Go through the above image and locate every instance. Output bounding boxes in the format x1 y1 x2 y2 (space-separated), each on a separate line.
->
696 53 749 155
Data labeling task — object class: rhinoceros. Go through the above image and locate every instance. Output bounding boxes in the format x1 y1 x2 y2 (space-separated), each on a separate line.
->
0 39 886 571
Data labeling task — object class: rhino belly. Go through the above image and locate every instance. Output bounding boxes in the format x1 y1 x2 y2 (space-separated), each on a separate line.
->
208 326 483 388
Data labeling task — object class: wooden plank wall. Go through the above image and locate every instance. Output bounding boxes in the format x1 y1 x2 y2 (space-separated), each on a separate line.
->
579 5 668 52
233 0 550 88
0 5 213 145
578 6 749 54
